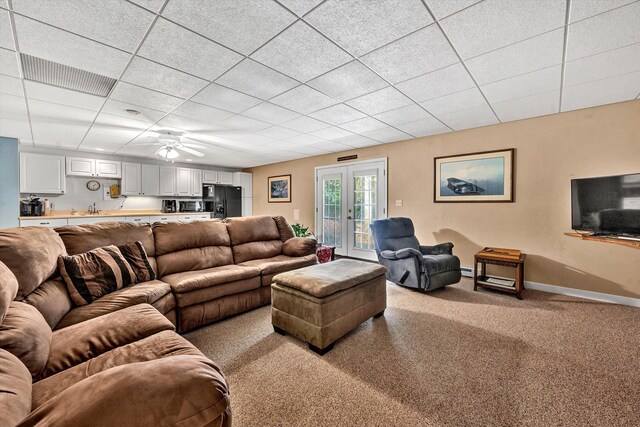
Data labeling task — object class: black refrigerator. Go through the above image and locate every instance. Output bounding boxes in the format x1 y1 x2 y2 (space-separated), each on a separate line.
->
204 185 242 218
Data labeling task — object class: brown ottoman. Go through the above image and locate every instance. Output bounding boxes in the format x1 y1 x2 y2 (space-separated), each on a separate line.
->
271 259 387 355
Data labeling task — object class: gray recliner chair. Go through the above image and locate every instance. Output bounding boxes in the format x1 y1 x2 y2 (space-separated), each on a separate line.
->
370 217 462 291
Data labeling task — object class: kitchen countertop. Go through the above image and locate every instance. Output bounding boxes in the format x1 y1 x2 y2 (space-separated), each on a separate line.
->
19 210 210 220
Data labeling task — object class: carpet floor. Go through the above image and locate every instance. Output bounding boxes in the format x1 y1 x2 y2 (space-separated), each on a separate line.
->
184 278 639 427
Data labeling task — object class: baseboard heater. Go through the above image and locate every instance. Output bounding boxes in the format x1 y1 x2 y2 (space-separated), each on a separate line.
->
460 266 473 278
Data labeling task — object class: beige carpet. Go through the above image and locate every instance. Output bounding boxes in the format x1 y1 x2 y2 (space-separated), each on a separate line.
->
185 278 639 427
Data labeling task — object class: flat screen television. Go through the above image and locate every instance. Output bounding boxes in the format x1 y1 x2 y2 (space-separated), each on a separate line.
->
571 173 640 237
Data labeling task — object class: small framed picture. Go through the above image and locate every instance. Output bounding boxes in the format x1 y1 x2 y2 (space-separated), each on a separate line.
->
434 149 514 203
268 174 291 203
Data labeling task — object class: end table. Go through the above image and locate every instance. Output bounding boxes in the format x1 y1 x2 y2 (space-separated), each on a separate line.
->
473 248 526 299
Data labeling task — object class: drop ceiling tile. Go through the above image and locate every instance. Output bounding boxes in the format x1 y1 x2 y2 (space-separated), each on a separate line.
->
280 115 330 133
420 88 487 116
289 144 332 156
258 126 302 140
129 0 165 13
466 29 565 85
374 104 433 126
306 0 433 57
361 25 458 84
251 21 352 82
426 0 482 19
14 16 131 78
0 93 31 142
24 81 104 111
81 112 151 148
316 140 353 152
216 59 299 100
270 85 337 114
492 90 559 122
191 83 261 113
481 65 561 103
308 103 367 125
0 10 14 50
564 43 640 87
345 86 413 115
116 144 159 157
156 114 228 133
223 115 271 131
282 133 327 145
0 75 22 96
241 102 301 125
162 0 296 55
396 117 450 137
278 0 324 16
566 2 640 61
110 82 183 112
0 48 19 77
439 103 498 131
396 62 475 102
569 0 637 23
561 71 640 112
307 61 387 101
339 117 387 133
12 0 154 52
138 18 242 81
334 134 381 148
28 99 97 147
258 139 304 151
361 126 411 143
309 126 354 140
122 56 209 99
441 0 566 59
102 99 166 123
172 101 234 125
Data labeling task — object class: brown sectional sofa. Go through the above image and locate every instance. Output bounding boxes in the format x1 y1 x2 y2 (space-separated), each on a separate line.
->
0 215 316 426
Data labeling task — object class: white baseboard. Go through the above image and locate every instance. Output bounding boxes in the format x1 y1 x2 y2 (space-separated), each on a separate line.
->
461 265 639 308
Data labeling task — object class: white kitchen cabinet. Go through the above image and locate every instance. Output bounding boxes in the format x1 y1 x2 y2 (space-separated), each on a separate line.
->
203 170 217 184
121 163 142 196
67 217 125 226
124 216 150 224
217 171 233 185
192 169 203 197
20 218 68 228
159 166 177 196
232 172 253 198
242 197 252 216
181 214 210 222
176 167 191 196
95 159 121 178
154 215 178 222
141 164 160 196
20 153 66 194
66 157 95 176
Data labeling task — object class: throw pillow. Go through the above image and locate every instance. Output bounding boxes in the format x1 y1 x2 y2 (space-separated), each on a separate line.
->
118 241 156 283
58 245 136 306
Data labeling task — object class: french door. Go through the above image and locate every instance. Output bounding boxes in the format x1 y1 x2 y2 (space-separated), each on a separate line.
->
315 159 387 260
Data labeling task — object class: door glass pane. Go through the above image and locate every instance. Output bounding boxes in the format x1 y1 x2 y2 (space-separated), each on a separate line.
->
322 177 342 247
353 175 377 250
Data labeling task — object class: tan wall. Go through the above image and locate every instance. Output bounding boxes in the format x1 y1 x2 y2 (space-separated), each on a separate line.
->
247 100 640 299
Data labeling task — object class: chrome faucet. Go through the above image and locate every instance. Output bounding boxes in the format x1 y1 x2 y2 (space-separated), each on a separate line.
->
88 202 99 215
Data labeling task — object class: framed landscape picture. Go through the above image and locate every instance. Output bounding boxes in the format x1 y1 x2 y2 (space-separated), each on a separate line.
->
434 149 514 203
268 174 291 203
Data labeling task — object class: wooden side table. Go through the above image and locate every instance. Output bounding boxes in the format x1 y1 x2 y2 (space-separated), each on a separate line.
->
473 249 526 300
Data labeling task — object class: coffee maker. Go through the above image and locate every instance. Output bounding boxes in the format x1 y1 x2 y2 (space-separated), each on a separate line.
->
20 194 43 216
161 200 177 213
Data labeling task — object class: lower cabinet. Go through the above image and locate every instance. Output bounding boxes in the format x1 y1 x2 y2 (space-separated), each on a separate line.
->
154 215 178 222
180 214 210 222
19 218 68 228
124 216 150 224
67 217 125 226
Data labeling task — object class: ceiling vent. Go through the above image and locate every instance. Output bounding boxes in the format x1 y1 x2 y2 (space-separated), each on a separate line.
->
20 53 116 97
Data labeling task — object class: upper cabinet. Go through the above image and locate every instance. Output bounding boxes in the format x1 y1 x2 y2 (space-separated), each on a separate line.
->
141 164 160 196
20 153 66 194
66 157 121 178
203 170 233 185
218 171 233 185
159 166 177 196
121 163 142 196
192 169 203 197
232 172 252 197
175 167 192 196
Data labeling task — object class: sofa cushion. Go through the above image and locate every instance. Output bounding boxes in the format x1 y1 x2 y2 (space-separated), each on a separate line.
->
24 355 231 427
22 278 73 330
273 215 295 241
118 241 156 283
422 254 461 275
226 216 284 263
0 301 51 379
58 245 136 306
162 264 261 294
43 304 174 379
54 280 173 330
0 261 18 324
282 237 317 257
153 221 233 277
0 349 32 427
56 221 155 257
32 330 204 409
239 254 317 285
0 227 67 300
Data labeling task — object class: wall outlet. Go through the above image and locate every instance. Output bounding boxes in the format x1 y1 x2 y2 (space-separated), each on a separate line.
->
395 200 403 207
293 208 300 221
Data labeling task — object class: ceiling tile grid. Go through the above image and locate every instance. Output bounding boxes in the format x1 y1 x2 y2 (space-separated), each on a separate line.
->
215 59 299 100
0 48 20 77
270 84 338 114
345 86 413 116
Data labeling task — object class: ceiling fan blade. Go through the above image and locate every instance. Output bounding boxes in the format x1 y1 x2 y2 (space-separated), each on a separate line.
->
132 142 163 146
176 146 205 157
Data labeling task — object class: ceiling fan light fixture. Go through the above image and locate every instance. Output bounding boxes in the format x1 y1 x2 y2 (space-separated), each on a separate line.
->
158 146 179 160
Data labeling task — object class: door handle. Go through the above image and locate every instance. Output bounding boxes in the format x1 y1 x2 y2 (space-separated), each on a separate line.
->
347 216 353 220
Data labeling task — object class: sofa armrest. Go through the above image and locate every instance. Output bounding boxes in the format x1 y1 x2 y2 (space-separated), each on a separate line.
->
21 355 231 427
380 248 423 260
42 304 174 379
282 237 317 257
419 243 454 255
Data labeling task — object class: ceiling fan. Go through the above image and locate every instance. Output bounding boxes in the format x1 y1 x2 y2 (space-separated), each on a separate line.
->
134 130 206 160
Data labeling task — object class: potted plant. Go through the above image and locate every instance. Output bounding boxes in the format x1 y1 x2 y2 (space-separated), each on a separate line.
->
291 223 313 238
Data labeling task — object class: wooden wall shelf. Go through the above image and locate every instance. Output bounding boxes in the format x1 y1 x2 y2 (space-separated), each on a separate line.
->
565 232 640 249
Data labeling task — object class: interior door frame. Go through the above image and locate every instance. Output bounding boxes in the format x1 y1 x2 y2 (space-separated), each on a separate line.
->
314 157 388 259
